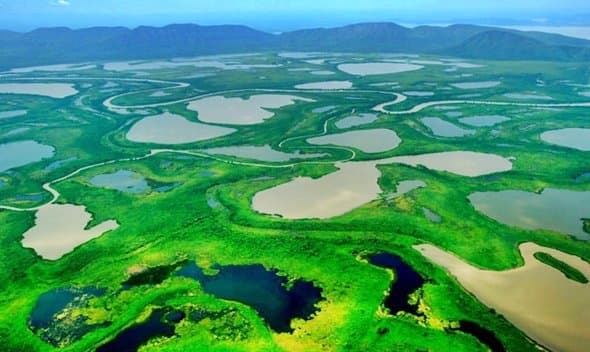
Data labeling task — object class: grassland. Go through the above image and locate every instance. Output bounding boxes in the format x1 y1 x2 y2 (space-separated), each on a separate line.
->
0 53 589 351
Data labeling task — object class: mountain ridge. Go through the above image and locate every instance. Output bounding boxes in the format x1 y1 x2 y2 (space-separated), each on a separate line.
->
1 22 589 70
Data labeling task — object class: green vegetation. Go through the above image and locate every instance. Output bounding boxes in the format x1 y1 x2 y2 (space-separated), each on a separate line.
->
0 52 589 351
533 252 589 284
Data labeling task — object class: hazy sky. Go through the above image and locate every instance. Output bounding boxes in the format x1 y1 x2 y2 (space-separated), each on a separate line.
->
1 0 589 31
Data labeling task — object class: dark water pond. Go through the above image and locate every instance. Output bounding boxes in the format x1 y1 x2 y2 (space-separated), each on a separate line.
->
96 308 177 352
176 263 323 332
450 321 505 352
29 287 106 346
368 253 425 315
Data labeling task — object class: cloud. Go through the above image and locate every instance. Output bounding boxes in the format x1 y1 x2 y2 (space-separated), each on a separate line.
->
54 0 71 6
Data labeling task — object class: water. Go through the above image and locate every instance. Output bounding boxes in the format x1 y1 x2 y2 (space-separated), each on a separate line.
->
540 128 590 151
451 81 500 89
0 140 55 173
295 81 353 90
450 321 505 352
335 113 378 129
422 207 442 223
187 94 312 125
469 188 590 240
0 83 78 98
385 180 426 200
96 309 175 352
127 112 236 144
338 63 423 76
44 157 77 171
90 170 150 194
0 109 27 119
176 263 323 332
312 105 337 114
30 287 106 346
504 93 553 100
203 145 327 162
307 128 401 153
459 115 510 127
421 117 475 137
368 253 425 315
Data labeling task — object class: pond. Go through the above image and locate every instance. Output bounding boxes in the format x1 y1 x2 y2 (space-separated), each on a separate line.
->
337 63 423 76
0 140 55 173
368 253 425 315
540 128 590 151
203 145 327 162
307 128 401 153
30 287 106 347
90 170 150 194
421 117 475 137
459 115 510 127
335 113 378 129
253 162 382 219
294 81 353 90
187 94 312 125
0 83 78 98
176 263 323 332
385 180 426 200
469 188 590 240
422 207 442 223
312 105 337 114
415 242 590 352
96 308 176 352
127 112 236 144
449 321 506 352
504 93 553 100
451 81 501 89
0 109 27 119
402 91 434 97
21 204 119 260
381 151 513 177
44 157 77 171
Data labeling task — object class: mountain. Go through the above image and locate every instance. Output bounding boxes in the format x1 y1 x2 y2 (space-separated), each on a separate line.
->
1 22 589 70
444 30 590 61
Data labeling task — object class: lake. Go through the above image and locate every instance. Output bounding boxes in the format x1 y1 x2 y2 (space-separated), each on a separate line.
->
0 109 27 119
307 128 401 153
127 112 236 144
540 128 590 151
0 140 55 173
21 204 119 260
451 81 501 89
421 117 475 137
338 63 423 76
253 162 382 219
0 83 78 98
176 263 323 332
459 115 510 127
90 170 151 194
504 93 553 100
469 188 590 240
187 94 312 125
203 145 327 162
415 242 590 352
295 81 353 90
335 113 378 129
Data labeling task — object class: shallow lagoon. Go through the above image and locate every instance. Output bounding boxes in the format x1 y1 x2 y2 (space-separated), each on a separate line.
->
421 117 475 137
187 94 312 125
0 83 78 98
295 81 353 90
335 113 378 129
203 145 327 162
451 81 501 89
127 112 236 144
459 115 510 127
0 109 27 119
338 62 423 76
540 128 590 151
307 128 401 153
176 263 323 332
415 242 590 352
469 188 590 240
0 140 55 173
90 170 150 194
21 204 119 260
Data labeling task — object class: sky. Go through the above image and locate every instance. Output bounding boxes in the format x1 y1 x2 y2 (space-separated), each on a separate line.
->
1 0 589 32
